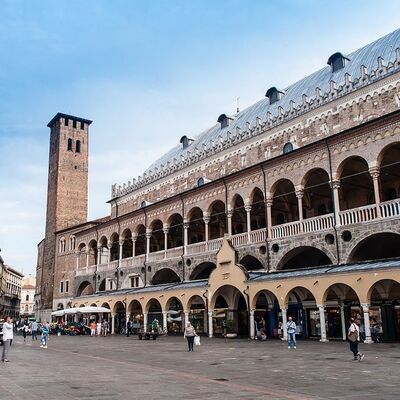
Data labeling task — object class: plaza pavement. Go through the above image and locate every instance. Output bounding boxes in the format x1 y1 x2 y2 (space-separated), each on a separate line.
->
0 335 398 400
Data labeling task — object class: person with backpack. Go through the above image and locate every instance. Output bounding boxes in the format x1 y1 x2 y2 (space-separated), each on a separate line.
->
348 317 364 361
286 316 297 349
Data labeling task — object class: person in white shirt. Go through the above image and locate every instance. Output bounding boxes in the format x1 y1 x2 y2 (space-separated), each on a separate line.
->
96 321 102 336
348 317 364 361
2 316 14 362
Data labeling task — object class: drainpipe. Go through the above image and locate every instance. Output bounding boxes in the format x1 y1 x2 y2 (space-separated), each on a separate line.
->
202 290 209 336
180 194 186 282
223 178 229 236
143 207 148 287
243 285 251 339
261 166 271 271
325 139 341 265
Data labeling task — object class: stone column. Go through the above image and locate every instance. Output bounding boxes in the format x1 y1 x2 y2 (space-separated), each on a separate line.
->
184 310 189 327
183 221 190 254
208 310 213 338
340 305 346 341
370 167 382 218
143 312 148 333
331 180 341 226
362 303 373 344
295 188 304 232
75 251 80 271
145 230 152 261
111 314 115 334
203 214 210 243
245 204 252 242
162 311 168 331
163 225 169 259
266 196 273 239
119 239 124 268
249 308 255 339
107 241 112 268
281 307 288 341
85 249 89 268
132 235 137 258
96 246 101 272
203 309 208 332
227 209 233 236
318 305 328 342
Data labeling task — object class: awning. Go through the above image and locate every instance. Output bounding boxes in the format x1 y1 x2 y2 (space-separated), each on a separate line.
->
51 306 111 316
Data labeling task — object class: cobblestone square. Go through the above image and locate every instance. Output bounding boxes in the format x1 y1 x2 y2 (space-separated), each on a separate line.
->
0 335 398 400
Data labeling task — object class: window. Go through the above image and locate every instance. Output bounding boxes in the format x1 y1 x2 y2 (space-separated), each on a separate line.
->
60 281 64 293
130 276 140 288
80 121 85 130
26 294 29 301
59 238 66 253
73 120 77 129
109 281 113 290
76 140 81 153
65 280 69 293
69 236 76 250
67 138 73 151
197 177 205 187
283 142 294 154
64 118 69 126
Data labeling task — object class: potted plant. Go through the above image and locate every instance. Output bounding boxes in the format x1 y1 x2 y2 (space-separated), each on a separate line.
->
224 319 237 338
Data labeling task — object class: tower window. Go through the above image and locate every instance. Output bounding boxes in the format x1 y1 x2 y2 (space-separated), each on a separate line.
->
67 138 73 151
76 140 81 153
64 118 69 126
80 121 85 130
60 281 64 293
65 280 69 293
73 120 77 129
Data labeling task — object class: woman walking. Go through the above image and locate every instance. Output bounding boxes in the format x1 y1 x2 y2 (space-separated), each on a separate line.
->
2 316 14 362
40 322 49 349
184 322 197 352
348 317 364 361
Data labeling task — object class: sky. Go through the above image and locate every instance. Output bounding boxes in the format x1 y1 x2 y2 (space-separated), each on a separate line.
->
0 0 399 276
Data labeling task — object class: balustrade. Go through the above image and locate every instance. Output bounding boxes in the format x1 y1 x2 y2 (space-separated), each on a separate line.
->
379 198 400 219
165 246 183 259
186 242 206 255
76 265 96 276
339 204 377 226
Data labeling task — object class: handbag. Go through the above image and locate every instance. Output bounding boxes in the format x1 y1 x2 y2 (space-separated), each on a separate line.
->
348 324 358 342
194 336 201 346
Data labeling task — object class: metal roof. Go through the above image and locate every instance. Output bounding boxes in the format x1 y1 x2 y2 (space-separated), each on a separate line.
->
143 28 400 175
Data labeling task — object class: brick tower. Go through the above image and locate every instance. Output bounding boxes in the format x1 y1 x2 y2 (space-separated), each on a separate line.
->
41 113 92 315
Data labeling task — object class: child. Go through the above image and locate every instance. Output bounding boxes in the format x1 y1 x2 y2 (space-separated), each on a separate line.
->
40 322 49 349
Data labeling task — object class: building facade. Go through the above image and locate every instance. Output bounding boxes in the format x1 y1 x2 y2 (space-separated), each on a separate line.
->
1 265 23 318
20 275 36 318
37 29 400 341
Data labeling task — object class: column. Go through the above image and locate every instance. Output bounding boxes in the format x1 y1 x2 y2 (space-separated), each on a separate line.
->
266 196 273 239
331 180 341 226
362 303 373 344
295 188 304 232
203 309 208 332
208 310 213 338
75 251 80 271
107 241 112 268
119 239 124 268
132 235 137 258
85 250 89 268
111 314 115 334
163 226 169 259
245 204 252 242
183 221 189 254
143 312 148 332
96 246 101 272
145 230 152 261
281 307 288 341
203 214 210 243
227 209 233 236
184 310 189 327
318 305 328 342
370 167 382 218
249 308 255 339
162 311 168 331
340 305 346 341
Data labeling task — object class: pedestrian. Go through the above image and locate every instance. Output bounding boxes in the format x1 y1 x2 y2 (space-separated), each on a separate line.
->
183 322 197 352
286 316 297 349
348 317 364 361
31 320 38 340
22 322 29 342
2 316 14 362
40 322 49 349
90 321 96 336
96 321 102 336
126 319 132 337
103 320 109 337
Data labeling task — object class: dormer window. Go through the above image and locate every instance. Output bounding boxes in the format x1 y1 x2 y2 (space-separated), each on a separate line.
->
283 142 299 154
197 177 205 187
180 135 194 149
327 52 350 72
265 87 284 104
217 114 233 129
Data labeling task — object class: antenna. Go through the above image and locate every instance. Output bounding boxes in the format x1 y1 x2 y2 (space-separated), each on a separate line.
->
236 97 240 114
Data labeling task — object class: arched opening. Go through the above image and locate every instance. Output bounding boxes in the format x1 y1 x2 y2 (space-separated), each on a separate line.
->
211 285 248 337
250 188 266 230
379 143 400 202
98 279 106 292
208 200 227 240
109 233 120 262
113 301 126 334
147 299 162 332
286 287 317 339
190 262 216 280
271 179 298 225
77 281 94 297
252 290 280 339
323 283 360 340
77 243 87 269
98 236 108 264
166 297 184 334
368 279 400 341
121 229 133 259
150 220 164 252
76 139 81 153
279 246 332 270
135 225 146 256
187 295 206 334
87 239 98 266
349 233 400 262
100 302 111 326
240 255 264 271
188 207 205 244
338 156 374 210
67 138 73 151
231 194 247 234
303 169 333 218
167 214 183 249
128 300 143 334
151 268 181 285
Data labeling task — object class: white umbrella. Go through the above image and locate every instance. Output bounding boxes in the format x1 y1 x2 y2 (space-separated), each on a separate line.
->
51 310 65 317
74 306 111 314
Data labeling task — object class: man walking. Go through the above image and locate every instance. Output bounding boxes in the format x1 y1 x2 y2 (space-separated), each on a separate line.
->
126 318 132 337
286 316 297 349
103 320 109 337
31 320 38 341
2 316 13 362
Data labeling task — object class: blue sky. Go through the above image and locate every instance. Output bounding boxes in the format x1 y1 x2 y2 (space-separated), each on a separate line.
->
0 0 399 275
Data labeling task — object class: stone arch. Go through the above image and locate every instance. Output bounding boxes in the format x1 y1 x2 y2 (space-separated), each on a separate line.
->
113 301 126 334
190 262 216 280
76 281 94 297
167 213 183 249
231 194 247 234
121 228 133 259
270 178 298 225
377 142 400 202
277 245 333 270
208 200 227 240
322 282 360 303
251 289 280 339
145 298 162 313
187 207 205 244
250 187 266 230
348 232 400 263
186 294 206 310
151 268 181 284
239 255 264 271
87 239 98 266
98 279 106 292
98 236 109 264
165 297 184 333
109 232 120 262
135 224 146 256
149 219 164 252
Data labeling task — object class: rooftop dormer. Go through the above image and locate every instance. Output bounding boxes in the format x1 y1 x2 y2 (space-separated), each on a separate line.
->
327 52 350 72
265 87 284 104
180 135 194 149
217 114 233 129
